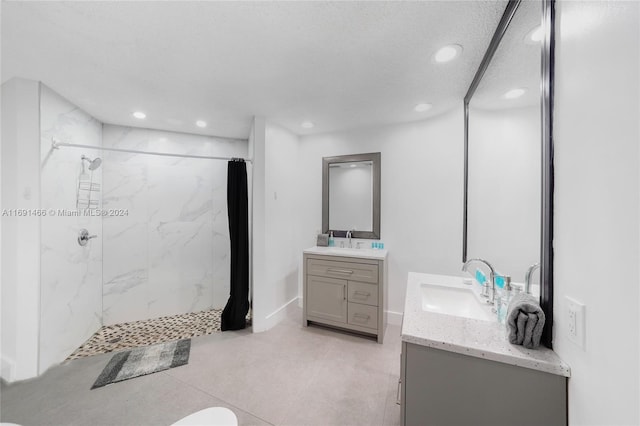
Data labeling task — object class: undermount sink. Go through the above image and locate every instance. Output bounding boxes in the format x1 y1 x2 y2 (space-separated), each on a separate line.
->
420 281 494 322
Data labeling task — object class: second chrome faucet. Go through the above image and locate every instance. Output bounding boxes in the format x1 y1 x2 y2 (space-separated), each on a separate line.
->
462 258 497 304
524 263 540 295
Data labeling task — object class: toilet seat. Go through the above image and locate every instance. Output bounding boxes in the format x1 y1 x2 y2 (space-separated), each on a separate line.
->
171 407 238 426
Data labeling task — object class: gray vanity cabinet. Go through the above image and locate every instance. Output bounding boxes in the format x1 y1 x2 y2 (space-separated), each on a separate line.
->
401 342 567 426
303 252 387 343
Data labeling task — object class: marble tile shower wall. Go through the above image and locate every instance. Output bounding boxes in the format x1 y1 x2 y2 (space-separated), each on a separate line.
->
39 85 103 372
101 125 247 325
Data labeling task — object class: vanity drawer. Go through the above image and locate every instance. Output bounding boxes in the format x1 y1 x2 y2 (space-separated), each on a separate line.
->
348 281 378 306
347 302 378 330
307 259 378 284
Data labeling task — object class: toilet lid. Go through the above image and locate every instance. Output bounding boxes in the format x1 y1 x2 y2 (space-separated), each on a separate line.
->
171 407 238 426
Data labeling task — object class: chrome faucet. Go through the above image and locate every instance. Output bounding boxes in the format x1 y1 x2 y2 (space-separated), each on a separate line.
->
524 263 540 295
462 258 497 304
346 230 353 248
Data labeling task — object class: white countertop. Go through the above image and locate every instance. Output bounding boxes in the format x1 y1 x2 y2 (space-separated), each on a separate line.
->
303 246 388 260
402 272 570 377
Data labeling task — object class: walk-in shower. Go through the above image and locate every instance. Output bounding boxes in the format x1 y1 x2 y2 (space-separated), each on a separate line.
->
50 129 252 360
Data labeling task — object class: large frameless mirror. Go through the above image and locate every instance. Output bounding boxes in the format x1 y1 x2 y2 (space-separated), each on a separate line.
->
463 0 554 347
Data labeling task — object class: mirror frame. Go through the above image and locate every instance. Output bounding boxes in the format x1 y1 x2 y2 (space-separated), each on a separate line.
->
462 0 555 348
322 152 381 239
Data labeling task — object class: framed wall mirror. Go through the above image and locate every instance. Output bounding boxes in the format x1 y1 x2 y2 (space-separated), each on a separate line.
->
322 152 381 239
463 0 554 347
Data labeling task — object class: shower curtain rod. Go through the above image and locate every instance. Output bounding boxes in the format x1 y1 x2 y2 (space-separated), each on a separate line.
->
51 139 253 163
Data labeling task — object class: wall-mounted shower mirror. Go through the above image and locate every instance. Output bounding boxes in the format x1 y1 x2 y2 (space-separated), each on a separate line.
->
463 0 554 347
322 152 381 239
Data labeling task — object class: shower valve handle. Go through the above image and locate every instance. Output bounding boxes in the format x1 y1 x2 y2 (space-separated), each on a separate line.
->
78 228 98 246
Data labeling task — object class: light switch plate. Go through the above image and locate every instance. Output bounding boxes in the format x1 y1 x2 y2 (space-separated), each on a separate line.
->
565 296 586 350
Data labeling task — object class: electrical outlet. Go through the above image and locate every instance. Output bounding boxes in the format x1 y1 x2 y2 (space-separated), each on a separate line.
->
568 309 576 337
566 296 586 350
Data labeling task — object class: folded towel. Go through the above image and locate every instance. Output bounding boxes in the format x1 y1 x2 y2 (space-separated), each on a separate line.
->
506 292 545 349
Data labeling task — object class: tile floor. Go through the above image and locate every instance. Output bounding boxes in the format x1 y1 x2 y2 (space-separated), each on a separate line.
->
0 306 401 426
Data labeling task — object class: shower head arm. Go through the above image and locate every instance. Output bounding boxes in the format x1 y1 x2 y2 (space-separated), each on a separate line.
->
81 155 102 170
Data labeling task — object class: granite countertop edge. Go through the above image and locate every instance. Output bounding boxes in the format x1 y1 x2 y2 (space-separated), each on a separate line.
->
402 272 571 378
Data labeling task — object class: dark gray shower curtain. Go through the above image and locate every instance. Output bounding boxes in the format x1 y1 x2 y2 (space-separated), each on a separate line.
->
221 159 250 331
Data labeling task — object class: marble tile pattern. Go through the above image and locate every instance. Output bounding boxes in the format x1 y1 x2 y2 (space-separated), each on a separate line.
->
39 85 104 373
101 125 248 325
402 272 571 377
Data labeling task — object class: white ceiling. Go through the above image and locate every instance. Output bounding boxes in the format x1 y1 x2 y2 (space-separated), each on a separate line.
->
2 1 507 139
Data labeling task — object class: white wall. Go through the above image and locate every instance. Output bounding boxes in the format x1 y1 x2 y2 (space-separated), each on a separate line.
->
101 125 247 324
250 117 266 331
251 118 300 332
38 85 103 372
296 108 464 319
467 105 541 281
0 78 41 381
554 1 639 425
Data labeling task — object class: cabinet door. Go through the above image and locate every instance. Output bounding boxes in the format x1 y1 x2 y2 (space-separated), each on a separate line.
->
307 276 347 323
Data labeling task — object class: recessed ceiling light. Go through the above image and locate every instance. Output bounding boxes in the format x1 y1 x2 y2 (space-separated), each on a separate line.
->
433 44 463 63
503 88 527 99
525 26 544 44
301 121 314 129
414 103 432 112
196 120 207 128
350 164 357 168
133 111 146 119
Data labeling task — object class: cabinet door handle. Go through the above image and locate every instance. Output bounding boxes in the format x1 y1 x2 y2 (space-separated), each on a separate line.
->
354 291 371 297
353 313 370 320
396 379 401 405
327 268 354 275
343 285 346 300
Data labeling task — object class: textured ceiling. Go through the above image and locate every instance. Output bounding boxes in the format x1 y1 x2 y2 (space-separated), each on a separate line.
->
471 0 543 110
2 1 507 139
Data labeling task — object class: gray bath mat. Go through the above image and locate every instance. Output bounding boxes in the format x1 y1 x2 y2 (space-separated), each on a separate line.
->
91 339 190 389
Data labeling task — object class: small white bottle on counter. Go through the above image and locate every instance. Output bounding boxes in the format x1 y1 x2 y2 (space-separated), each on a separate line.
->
497 275 513 324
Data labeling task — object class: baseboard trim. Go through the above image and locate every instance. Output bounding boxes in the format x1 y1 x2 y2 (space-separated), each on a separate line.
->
253 296 298 332
386 310 403 326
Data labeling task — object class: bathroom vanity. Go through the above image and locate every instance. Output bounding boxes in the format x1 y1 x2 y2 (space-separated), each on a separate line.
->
400 273 570 426
303 247 388 343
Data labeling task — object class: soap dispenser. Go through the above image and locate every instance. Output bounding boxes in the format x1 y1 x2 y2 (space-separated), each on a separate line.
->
328 231 335 247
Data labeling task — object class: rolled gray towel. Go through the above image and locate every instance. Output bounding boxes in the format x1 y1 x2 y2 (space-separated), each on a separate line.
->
506 292 545 349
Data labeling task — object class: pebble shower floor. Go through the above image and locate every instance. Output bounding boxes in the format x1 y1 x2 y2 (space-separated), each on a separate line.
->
67 309 249 360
